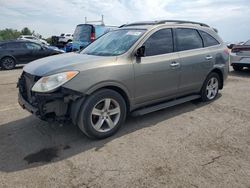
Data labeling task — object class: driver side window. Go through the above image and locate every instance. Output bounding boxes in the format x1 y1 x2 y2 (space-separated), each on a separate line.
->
143 29 173 56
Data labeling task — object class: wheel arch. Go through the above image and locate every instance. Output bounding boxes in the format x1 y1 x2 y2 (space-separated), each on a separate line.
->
210 68 224 89
85 83 132 112
0 55 17 63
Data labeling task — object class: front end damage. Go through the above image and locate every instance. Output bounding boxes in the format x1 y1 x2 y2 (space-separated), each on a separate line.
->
18 71 84 124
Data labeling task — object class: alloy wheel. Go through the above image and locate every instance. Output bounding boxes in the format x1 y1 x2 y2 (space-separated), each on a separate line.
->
91 98 121 132
206 77 219 100
2 57 15 70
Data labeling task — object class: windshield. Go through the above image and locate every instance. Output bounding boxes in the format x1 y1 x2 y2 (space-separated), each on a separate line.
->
244 39 250 45
73 25 92 42
81 29 146 56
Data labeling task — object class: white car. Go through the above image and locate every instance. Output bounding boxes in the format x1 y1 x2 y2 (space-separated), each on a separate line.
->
58 33 73 44
18 35 49 45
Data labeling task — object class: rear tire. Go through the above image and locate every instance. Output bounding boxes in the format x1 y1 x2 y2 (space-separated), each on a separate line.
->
201 72 220 102
1 57 16 70
77 89 127 139
233 65 243 71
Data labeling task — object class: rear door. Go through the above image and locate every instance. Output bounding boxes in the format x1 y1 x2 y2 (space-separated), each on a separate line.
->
174 28 213 95
6 42 30 63
133 28 180 104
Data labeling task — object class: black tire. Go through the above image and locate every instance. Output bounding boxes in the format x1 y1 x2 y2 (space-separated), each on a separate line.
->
201 72 220 102
233 65 243 71
1 57 16 70
77 89 127 139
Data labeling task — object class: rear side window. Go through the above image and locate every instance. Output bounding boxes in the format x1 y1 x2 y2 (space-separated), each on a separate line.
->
7 43 24 49
0 43 8 49
199 31 219 47
143 29 173 56
176 28 203 51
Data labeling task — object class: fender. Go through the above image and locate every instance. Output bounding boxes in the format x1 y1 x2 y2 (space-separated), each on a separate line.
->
85 80 132 99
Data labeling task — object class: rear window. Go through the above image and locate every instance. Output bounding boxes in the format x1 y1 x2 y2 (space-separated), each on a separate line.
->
73 25 92 42
7 42 24 49
199 31 219 47
176 28 203 51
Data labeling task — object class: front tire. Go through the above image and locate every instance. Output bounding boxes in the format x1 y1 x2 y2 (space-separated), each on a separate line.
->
77 89 127 139
1 57 16 70
201 72 220 102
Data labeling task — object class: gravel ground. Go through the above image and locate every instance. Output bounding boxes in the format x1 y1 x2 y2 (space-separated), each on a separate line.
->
0 67 250 188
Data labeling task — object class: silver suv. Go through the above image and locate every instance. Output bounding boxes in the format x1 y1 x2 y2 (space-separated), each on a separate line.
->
18 20 229 139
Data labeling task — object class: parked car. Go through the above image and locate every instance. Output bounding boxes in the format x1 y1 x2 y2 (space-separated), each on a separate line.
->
0 40 64 70
58 33 73 44
64 42 73 52
227 43 235 49
18 35 49 45
18 20 229 139
72 24 116 51
230 39 250 71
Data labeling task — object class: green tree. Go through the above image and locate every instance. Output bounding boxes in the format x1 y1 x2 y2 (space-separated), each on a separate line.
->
21 27 32 35
0 28 21 41
45 37 52 45
0 27 35 41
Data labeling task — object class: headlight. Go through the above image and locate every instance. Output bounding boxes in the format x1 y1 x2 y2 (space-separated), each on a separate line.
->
32 71 79 92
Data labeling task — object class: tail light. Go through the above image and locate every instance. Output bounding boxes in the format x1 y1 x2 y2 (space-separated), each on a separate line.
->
90 32 95 42
231 48 240 53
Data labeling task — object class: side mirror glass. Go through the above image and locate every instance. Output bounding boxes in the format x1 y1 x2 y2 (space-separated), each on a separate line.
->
135 46 145 57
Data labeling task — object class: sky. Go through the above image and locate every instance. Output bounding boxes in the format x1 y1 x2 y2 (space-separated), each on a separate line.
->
0 0 249 42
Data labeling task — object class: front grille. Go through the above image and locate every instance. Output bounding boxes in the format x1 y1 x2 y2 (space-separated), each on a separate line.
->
18 72 41 104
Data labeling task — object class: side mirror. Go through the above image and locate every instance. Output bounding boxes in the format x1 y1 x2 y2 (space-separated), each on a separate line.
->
135 46 145 57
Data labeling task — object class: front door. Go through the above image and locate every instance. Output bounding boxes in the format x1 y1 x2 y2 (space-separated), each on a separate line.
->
133 28 180 105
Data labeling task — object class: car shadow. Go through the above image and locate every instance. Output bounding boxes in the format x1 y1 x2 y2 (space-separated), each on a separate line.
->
229 68 250 78
0 96 220 172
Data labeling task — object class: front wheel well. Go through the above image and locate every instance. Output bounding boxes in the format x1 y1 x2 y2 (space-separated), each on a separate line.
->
94 86 130 113
1 56 16 63
210 69 224 89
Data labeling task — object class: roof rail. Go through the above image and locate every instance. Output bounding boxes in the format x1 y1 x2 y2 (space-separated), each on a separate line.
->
121 20 210 28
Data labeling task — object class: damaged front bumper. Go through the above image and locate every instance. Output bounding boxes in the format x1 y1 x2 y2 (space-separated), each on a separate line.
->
18 71 85 123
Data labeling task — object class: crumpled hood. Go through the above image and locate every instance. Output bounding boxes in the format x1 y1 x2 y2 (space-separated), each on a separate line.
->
24 52 116 76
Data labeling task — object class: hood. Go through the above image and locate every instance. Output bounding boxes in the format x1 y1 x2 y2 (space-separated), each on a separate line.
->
24 52 117 76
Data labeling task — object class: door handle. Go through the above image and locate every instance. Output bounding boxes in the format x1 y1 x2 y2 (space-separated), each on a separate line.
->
205 55 213 60
170 62 180 68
